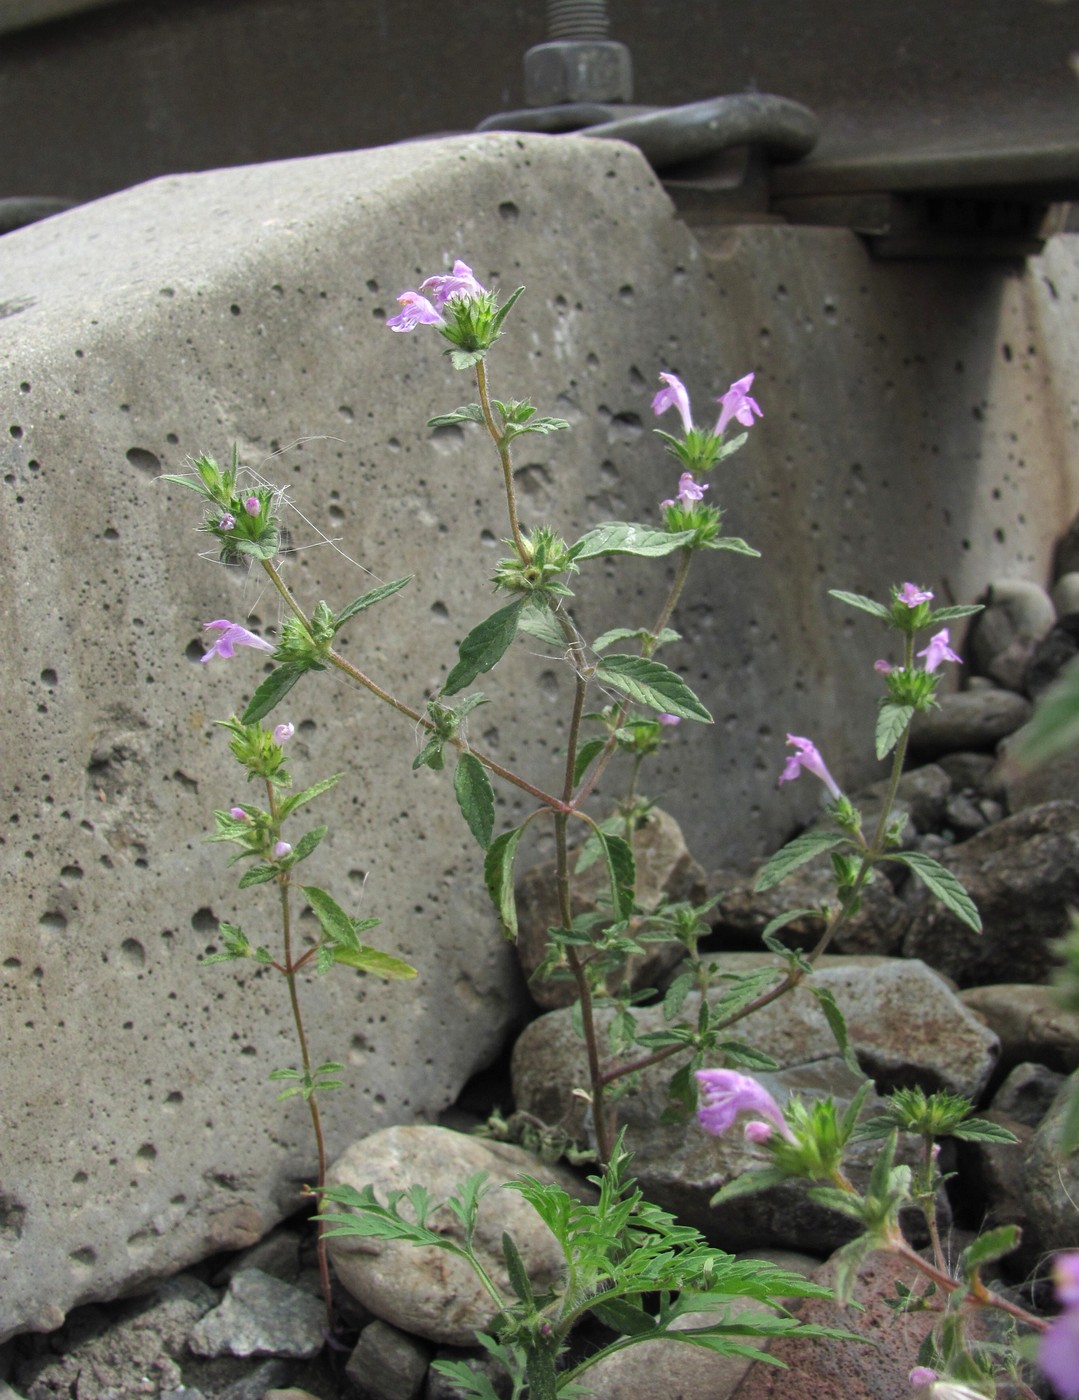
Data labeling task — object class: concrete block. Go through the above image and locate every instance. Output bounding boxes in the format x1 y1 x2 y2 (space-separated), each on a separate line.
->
2 131 1079 1339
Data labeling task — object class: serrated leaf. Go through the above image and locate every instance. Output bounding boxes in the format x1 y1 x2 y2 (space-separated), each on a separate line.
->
701 536 761 557
718 430 749 458
517 606 565 647
289 824 327 864
928 604 983 624
810 984 859 1073
278 774 341 820
301 885 354 944
828 589 891 620
760 908 824 952
454 752 494 849
444 600 524 696
334 577 412 630
449 348 485 371
332 945 417 978
710 1167 788 1205
754 831 852 892
959 1224 1021 1276
238 863 279 888
501 1232 534 1305
876 702 914 760
949 1117 1019 1144
597 829 636 919
484 826 524 938
887 851 981 932
503 415 570 442
595 654 712 723
590 1298 657 1336
592 626 679 652
426 404 485 428
663 970 695 1020
573 737 608 786
412 732 446 771
240 664 303 725
572 522 698 560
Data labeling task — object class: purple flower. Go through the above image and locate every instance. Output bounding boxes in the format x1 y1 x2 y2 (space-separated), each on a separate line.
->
244 496 260 516
908 1368 938 1387
218 512 236 531
273 840 292 859
385 290 445 333
661 472 708 509
200 619 275 664
652 372 694 435
898 582 933 607
696 1069 792 1140
273 722 295 744
1041 1304 1079 1396
1057 1254 1079 1308
873 659 894 675
658 713 681 727
778 734 842 801
744 1120 777 1144
916 628 962 673
715 373 762 434
419 259 487 309
229 806 248 820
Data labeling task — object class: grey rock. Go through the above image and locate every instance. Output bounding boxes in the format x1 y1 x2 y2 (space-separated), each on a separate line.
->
944 790 992 838
516 807 703 1009
710 865 911 956
15 1276 218 1400
1023 615 1079 698
960 985 1079 1077
1055 512 1079 580
211 1226 303 1286
187 1269 324 1360
1052 574 1079 618
990 1061 1067 1126
214 1360 291 1400
993 700 1079 811
908 685 1033 758
966 578 1056 690
937 750 999 793
903 800 1079 986
326 1126 589 1346
1022 1069 1079 1257
0 1383 28 1400
346 1320 431 1400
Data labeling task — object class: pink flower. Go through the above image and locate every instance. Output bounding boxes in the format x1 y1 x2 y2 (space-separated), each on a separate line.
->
744 1120 776 1144
917 628 962 673
1041 1255 1079 1398
908 1368 938 1387
419 259 487 309
898 582 933 607
874 659 895 675
658 713 681 726
273 840 292 860
244 496 260 516
652 372 693 435
229 807 248 821
218 512 236 531
715 373 762 434
696 1069 793 1140
778 735 842 801
385 291 445 333
273 722 294 744
661 472 708 509
200 620 275 664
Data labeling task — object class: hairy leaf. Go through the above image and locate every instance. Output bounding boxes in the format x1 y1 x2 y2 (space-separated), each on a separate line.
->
572 522 698 560
754 831 852 892
334 577 412 630
595 654 712 723
444 600 524 696
887 851 982 932
485 826 525 938
454 752 494 849
241 664 304 724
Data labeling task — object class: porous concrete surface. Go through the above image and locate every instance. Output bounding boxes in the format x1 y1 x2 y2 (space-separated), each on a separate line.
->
1 131 1078 1339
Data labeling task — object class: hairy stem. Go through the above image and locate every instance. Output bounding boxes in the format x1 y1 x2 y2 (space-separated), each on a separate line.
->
475 358 527 559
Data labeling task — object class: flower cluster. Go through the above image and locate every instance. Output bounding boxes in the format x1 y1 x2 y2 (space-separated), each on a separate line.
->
385 259 487 332
651 370 761 519
383 259 512 360
696 1068 793 1144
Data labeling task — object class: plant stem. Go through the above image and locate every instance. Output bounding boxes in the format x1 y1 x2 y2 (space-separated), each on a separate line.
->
267 779 334 1331
475 358 528 559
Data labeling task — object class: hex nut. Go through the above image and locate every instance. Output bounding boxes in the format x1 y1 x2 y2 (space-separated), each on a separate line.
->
524 40 633 106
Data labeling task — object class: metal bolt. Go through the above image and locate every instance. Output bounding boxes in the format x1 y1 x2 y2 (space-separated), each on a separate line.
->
524 0 632 106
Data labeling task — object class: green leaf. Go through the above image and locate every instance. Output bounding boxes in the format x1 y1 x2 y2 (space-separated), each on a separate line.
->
159 472 206 492
573 737 608 786
489 285 525 338
828 589 891 620
277 774 341 820
572 522 698 560
876 702 914 760
710 1166 789 1205
333 945 417 978
928 604 983 624
701 536 761 558
502 415 570 443
426 404 485 429
517 606 565 647
289 824 327 864
959 1225 1021 1277
663 970 696 1020
334 577 412 630
238 863 279 888
450 348 485 371
484 826 525 938
301 885 354 945
444 600 524 696
761 908 824 957
595 654 712 723
590 1298 658 1337
592 626 680 653
501 1232 534 1305
454 753 494 849
240 664 304 725
810 984 860 1075
948 1117 1019 1144
412 733 446 771
597 829 636 919
754 831 852 892
887 851 982 932
1011 657 1079 769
